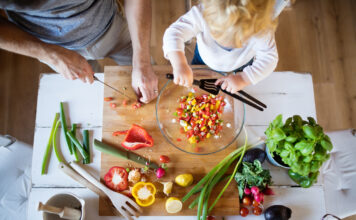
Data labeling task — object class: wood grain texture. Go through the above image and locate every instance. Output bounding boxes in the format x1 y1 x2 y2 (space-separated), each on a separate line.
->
99 66 240 216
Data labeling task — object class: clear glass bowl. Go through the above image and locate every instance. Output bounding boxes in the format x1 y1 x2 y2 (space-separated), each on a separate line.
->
156 72 245 155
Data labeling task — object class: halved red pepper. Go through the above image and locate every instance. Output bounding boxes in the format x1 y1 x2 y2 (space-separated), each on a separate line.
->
121 124 154 150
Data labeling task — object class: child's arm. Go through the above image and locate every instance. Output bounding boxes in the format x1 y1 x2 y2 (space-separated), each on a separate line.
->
215 32 278 93
167 51 193 87
163 6 204 87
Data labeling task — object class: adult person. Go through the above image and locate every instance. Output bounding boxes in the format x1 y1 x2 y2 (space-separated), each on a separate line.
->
0 0 158 103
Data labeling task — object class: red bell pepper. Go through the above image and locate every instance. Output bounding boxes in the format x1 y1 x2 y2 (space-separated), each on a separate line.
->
121 124 154 150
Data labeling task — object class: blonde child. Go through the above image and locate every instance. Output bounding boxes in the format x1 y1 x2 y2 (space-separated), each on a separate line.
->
163 0 278 94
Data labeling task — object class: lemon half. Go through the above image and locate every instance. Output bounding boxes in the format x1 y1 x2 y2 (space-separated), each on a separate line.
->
165 197 183 214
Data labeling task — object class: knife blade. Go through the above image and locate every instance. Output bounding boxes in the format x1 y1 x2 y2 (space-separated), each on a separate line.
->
94 139 159 169
93 76 133 100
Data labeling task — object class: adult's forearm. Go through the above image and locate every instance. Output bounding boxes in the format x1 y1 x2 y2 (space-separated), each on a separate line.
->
124 0 152 67
0 16 57 63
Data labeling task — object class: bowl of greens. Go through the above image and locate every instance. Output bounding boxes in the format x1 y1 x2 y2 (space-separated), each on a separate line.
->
265 114 333 188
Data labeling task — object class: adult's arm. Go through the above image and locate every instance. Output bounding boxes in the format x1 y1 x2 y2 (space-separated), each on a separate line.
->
0 15 94 83
125 0 158 103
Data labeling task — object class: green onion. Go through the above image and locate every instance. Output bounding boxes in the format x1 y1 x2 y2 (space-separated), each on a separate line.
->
53 120 64 163
41 113 59 175
66 131 89 160
60 102 73 154
71 123 79 162
82 130 90 164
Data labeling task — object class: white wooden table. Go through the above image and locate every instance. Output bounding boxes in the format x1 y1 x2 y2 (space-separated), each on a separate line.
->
28 72 326 220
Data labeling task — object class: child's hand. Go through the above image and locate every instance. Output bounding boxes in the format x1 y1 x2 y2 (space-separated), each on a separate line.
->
167 51 194 87
173 63 193 87
215 74 249 94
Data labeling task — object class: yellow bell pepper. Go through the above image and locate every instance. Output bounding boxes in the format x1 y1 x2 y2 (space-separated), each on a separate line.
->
132 182 156 207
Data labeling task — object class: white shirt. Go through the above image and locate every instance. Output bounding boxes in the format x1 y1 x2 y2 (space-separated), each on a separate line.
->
163 5 279 85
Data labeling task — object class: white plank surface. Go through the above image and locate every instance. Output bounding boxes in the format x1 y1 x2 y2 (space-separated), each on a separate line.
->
35 74 104 127
31 127 102 187
28 187 325 220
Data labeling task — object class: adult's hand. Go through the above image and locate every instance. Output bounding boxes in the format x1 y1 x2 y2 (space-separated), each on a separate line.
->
131 64 158 103
45 45 94 83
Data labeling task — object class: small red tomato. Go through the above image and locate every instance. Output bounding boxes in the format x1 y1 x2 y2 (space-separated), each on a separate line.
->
159 155 170 163
253 206 262 216
110 103 117 108
240 207 249 217
242 196 252 206
104 97 113 102
122 99 128 106
252 200 260 207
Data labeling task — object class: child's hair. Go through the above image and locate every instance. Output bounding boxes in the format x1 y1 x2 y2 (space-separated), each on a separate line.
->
202 0 277 48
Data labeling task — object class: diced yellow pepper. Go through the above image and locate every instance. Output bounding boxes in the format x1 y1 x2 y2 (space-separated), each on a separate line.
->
208 120 213 126
207 133 211 138
188 136 196 144
191 99 196 105
201 126 207 131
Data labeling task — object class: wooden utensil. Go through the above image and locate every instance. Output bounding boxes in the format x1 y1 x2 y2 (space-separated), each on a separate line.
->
166 73 267 111
69 161 142 220
58 162 120 216
38 202 81 220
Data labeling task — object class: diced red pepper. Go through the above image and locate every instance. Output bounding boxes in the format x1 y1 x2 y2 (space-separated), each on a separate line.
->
122 99 128 107
104 97 113 102
110 103 117 108
112 130 128 136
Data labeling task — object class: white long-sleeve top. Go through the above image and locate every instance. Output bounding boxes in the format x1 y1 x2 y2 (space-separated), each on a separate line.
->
163 5 279 85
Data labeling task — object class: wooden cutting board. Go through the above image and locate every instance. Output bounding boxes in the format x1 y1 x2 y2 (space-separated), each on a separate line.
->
100 66 241 216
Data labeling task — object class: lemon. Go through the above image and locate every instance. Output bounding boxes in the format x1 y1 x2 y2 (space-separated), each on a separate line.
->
175 174 193 187
165 197 183 213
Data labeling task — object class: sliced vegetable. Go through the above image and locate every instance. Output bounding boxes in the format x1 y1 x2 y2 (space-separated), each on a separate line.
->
128 169 141 184
161 182 173 196
104 97 113 102
165 197 183 214
121 124 154 150
41 113 59 175
94 139 159 169
66 131 89 160
110 103 117 108
60 102 72 154
132 182 156 207
104 166 128 191
52 120 64 163
82 129 90 164
71 123 79 162
175 174 193 187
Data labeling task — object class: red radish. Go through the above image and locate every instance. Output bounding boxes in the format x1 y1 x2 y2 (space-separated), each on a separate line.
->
244 187 251 195
104 97 113 102
251 186 259 195
156 167 165 179
262 186 275 195
159 155 170 163
254 192 264 203
104 167 128 191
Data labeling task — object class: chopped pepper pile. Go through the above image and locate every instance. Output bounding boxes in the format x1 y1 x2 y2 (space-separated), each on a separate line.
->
175 93 226 144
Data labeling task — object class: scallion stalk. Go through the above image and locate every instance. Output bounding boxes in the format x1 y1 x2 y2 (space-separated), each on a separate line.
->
41 113 59 175
82 130 90 164
70 123 79 162
53 120 64 163
60 102 73 154
66 131 89 160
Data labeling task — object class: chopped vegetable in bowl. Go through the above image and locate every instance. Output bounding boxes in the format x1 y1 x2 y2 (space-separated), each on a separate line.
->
175 93 226 144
